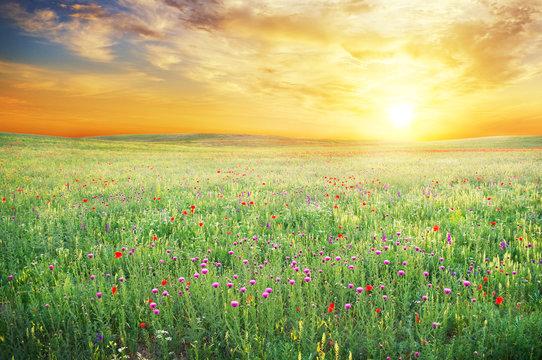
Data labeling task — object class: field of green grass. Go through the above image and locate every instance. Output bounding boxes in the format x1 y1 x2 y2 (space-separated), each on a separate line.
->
1 133 541 359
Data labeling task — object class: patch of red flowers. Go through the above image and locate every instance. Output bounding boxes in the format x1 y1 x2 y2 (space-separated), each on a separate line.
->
114 251 123 259
365 284 373 292
433 225 440 232
327 302 335 313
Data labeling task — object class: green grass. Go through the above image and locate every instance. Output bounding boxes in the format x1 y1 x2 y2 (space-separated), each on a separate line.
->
0 133 541 359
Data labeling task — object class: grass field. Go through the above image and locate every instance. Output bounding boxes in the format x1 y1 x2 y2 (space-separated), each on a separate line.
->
1 133 541 359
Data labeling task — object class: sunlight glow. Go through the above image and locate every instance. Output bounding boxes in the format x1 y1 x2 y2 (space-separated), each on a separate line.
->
388 103 415 129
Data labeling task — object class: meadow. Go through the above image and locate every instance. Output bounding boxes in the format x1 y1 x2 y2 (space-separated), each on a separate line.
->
1 133 541 359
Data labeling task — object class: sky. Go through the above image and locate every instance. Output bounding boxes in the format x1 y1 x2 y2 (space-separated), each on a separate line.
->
0 0 541 140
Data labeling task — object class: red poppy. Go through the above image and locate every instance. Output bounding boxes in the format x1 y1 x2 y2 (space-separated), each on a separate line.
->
111 286 117 295
271 215 277 219
490 221 497 226
337 233 343 238
198 221 204 227
495 296 503 305
182 210 188 215
365 284 373 292
152 234 158 241
161 279 168 286
483 276 488 283
375 308 381 314
82 198 88 203
114 251 123 259
433 225 439 232
2 197 6 203
327 302 335 313
139 322 146 329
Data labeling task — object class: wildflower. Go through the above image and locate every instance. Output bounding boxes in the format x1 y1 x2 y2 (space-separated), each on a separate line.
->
423 271 430 277
111 286 117 295
432 322 440 329
201 268 209 275
49 264 54 271
344 303 352 310
265 287 273 293
289 279 295 285
304 276 311 283
495 296 503 305
421 295 428 301
7 274 14 281
152 288 158 294
87 253 94 259
262 292 269 299
114 251 123 259
433 225 439 232
231 300 239 308
149 302 157 309
178 277 185 283
383 260 390 265
139 322 146 329
153 309 160 315
397 270 405 277
212 282 220 288
365 284 373 292
240 287 247 293
375 308 381 314
327 302 335 313
444 288 452 295
96 292 103 299
162 290 169 297
463 280 471 287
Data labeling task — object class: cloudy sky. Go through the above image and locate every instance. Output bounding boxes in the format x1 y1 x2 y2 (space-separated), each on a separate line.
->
0 0 541 140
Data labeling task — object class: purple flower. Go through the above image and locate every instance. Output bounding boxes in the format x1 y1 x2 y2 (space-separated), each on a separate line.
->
397 270 405 277
231 300 239 308
96 292 103 299
344 303 352 310
444 288 452 295
212 282 220 288
463 280 471 287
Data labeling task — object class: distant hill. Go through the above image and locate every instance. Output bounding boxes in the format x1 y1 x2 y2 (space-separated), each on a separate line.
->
88 133 361 147
1 132 541 150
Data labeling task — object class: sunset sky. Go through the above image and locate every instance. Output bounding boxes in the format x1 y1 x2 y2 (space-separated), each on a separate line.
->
1 0 541 140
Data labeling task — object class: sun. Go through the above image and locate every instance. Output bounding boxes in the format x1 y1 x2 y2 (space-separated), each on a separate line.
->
387 103 414 129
